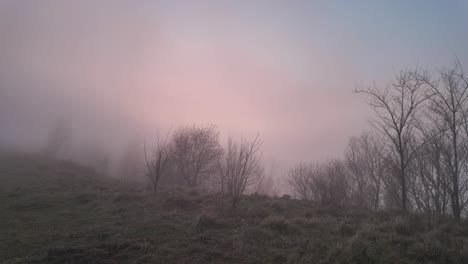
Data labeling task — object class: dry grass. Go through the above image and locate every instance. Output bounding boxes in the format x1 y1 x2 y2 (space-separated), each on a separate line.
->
1 152 468 263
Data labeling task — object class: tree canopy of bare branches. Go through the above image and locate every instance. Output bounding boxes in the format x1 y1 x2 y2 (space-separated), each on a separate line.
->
217 134 263 211
357 69 430 211
144 131 172 195
288 160 350 207
423 61 468 219
345 131 387 210
287 163 313 200
285 61 468 221
172 125 222 186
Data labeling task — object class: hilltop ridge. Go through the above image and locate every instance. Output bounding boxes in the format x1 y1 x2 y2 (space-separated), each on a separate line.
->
1 153 468 263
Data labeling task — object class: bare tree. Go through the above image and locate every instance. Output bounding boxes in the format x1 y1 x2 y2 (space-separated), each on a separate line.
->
287 163 313 200
346 135 368 207
172 124 222 186
423 61 468 219
345 131 386 210
288 160 350 207
217 134 263 211
144 131 172 195
321 160 350 207
408 122 450 216
357 69 430 211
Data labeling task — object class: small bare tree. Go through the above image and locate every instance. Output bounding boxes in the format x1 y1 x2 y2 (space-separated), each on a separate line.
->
346 136 368 207
288 160 350 207
346 131 387 210
144 131 172 195
217 134 263 211
172 124 222 186
287 163 313 200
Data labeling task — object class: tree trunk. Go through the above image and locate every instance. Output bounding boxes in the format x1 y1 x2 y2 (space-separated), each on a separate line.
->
452 125 461 220
153 181 158 196
434 150 442 214
400 153 408 212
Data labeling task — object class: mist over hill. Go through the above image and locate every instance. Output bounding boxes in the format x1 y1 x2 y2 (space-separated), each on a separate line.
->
2 1 468 263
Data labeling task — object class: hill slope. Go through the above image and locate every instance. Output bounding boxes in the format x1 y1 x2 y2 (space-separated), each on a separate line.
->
1 153 468 263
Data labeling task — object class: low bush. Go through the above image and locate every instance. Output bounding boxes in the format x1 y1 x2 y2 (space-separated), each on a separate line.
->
193 211 224 231
261 215 290 233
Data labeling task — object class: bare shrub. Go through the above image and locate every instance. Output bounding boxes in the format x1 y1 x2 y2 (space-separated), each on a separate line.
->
261 215 289 233
193 211 224 231
287 160 350 207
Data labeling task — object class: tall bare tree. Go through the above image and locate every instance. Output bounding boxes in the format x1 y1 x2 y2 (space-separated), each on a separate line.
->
423 61 468 219
172 124 222 186
217 134 263 211
357 69 430 211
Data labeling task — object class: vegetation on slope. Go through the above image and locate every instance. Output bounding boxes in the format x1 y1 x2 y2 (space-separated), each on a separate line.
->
2 153 468 263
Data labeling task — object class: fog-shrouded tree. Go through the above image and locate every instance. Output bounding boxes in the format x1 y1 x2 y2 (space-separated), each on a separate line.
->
408 123 450 216
120 139 144 180
288 160 350 207
345 131 387 210
144 131 173 195
287 163 313 200
217 134 263 211
74 142 110 175
257 174 275 196
357 69 431 211
44 118 72 158
422 61 468 220
257 160 280 196
322 160 350 207
172 124 222 187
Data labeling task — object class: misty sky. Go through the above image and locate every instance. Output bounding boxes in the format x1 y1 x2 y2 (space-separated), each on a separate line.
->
1 1 468 169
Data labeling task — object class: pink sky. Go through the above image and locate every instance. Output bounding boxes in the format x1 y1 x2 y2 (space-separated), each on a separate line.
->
1 1 467 174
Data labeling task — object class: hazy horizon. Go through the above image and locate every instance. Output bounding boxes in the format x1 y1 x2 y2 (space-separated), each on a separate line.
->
1 1 468 174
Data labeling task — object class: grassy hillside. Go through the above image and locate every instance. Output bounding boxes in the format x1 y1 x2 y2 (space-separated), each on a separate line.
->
2 153 468 263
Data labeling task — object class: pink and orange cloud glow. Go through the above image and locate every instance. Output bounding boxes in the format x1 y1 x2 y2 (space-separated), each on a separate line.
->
1 1 467 174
